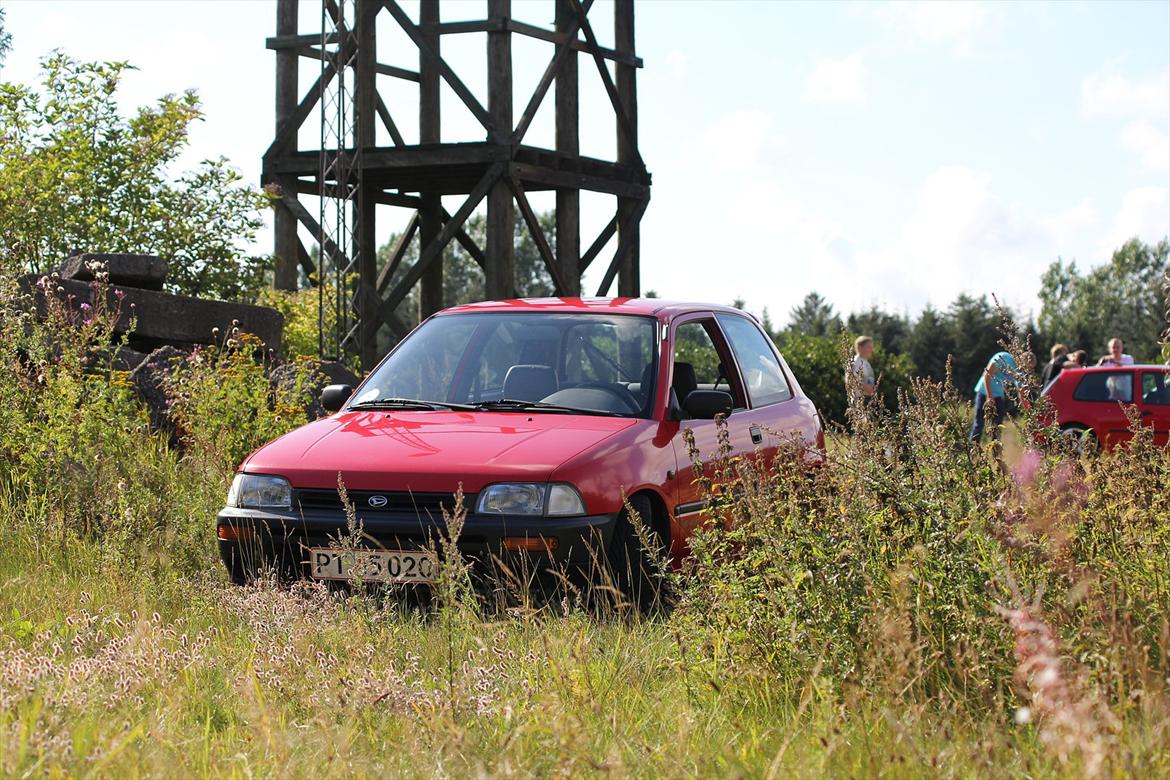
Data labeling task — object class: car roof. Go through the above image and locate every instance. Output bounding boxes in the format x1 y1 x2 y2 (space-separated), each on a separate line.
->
1061 364 1170 372
437 296 756 321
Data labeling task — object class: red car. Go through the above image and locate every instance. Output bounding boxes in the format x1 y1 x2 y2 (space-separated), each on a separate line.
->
217 298 823 601
1041 364 1170 449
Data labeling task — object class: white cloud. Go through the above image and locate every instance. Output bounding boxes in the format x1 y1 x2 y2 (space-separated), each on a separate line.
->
877 1 989 56
804 54 867 105
1119 121 1170 175
1109 187 1170 248
699 110 783 171
1044 199 1099 247
1081 67 1170 119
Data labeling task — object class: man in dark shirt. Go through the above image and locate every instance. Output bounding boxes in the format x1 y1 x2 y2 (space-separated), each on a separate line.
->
1040 343 1069 389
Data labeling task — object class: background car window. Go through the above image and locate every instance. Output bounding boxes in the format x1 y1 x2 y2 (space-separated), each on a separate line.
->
1141 372 1170 405
716 314 792 406
1073 372 1133 403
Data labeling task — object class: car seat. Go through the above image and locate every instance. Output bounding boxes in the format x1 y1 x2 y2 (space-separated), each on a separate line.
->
502 364 559 402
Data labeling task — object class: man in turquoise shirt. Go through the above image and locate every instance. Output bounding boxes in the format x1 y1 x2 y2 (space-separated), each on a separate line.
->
969 350 1032 442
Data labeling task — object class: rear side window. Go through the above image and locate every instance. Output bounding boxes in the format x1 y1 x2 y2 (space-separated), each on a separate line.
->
716 314 792 406
1142 372 1170 405
1073 372 1133 403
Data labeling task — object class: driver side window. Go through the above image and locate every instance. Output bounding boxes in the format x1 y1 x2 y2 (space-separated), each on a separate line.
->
673 320 741 407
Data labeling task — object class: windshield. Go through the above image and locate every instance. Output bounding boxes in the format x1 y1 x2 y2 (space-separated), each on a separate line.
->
353 312 659 418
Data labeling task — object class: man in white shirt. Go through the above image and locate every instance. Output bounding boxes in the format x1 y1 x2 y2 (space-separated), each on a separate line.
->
846 336 876 403
1097 338 1135 367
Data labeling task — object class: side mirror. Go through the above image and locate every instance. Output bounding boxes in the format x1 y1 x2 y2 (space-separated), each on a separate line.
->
321 384 354 413
682 390 734 420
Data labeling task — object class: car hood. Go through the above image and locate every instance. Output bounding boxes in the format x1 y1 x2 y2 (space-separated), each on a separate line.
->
242 410 641 492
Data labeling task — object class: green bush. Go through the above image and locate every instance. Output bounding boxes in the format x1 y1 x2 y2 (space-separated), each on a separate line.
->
776 332 913 425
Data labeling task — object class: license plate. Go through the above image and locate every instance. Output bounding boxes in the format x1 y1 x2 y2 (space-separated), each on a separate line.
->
308 548 437 584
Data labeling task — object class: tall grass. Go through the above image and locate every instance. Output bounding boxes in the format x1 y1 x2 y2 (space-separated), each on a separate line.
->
1 271 1168 777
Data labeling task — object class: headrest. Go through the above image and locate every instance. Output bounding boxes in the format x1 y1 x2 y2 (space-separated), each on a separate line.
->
502 364 558 402
672 361 698 402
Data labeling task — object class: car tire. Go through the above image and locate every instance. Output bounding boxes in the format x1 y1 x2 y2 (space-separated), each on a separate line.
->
1060 424 1098 454
604 494 673 616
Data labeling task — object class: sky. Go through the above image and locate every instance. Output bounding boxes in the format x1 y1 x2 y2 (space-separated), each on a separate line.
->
2 0 1168 324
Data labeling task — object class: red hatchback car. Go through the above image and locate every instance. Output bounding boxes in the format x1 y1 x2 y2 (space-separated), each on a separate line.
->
1041 364 1170 449
217 298 823 597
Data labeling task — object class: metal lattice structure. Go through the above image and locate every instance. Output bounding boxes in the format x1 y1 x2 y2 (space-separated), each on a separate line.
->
317 0 361 358
263 0 651 370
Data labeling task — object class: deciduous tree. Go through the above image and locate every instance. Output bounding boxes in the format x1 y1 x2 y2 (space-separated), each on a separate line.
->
0 54 270 300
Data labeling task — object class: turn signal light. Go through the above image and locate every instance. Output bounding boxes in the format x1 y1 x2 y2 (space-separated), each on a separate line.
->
217 524 257 541
502 536 558 552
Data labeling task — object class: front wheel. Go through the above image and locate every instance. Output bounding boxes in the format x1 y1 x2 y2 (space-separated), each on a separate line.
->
602 495 674 616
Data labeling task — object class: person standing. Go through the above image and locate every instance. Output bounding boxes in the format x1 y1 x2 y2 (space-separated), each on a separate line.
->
1040 343 1069 388
1097 338 1134 367
969 350 1032 443
845 336 876 404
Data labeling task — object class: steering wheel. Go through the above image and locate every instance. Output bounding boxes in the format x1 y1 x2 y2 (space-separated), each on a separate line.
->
562 382 641 413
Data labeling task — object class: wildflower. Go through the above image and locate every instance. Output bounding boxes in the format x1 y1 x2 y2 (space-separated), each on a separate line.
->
1012 449 1042 489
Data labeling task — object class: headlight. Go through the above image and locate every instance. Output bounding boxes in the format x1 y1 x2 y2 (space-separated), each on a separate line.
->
476 483 586 517
227 474 292 510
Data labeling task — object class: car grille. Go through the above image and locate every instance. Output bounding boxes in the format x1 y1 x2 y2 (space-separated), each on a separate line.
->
294 489 472 517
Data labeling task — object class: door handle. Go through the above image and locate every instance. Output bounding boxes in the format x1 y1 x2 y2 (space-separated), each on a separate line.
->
749 424 763 444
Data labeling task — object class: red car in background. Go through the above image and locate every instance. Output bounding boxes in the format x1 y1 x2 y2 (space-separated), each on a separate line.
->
1041 364 1170 449
217 298 824 605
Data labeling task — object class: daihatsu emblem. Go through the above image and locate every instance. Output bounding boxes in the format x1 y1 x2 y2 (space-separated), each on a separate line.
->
368 495 388 508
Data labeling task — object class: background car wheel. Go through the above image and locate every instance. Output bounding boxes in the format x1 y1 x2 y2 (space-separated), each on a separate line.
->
604 494 673 616
1060 424 1098 454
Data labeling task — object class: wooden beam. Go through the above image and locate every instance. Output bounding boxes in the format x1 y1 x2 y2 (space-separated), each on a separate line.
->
379 162 504 322
375 95 406 146
263 63 335 160
375 62 421 81
579 215 617 273
427 19 503 35
507 20 641 67
443 209 488 271
510 161 648 199
267 32 339 49
486 0 514 299
296 238 319 282
507 175 570 295
595 197 648 296
376 211 420 294
382 0 497 137
570 0 644 172
555 0 581 297
614 0 640 297
285 45 421 82
418 0 444 320
511 0 591 145
278 196 346 280
273 0 300 291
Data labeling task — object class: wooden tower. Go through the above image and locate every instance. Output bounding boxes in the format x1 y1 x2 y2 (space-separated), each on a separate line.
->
262 0 650 369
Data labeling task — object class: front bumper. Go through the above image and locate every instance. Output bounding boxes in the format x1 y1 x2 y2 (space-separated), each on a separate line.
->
216 505 618 584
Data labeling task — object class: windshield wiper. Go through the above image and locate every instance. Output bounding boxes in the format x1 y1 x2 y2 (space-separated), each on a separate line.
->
471 399 625 417
348 397 475 411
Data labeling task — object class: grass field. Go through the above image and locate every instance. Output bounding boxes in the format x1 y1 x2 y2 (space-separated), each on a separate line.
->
2 279 1168 778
